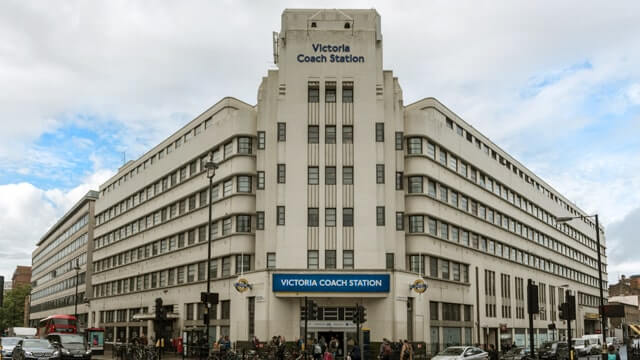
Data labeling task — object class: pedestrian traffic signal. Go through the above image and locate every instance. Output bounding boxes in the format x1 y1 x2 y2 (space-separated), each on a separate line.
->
527 280 539 314
155 298 163 320
358 305 366 323
352 307 360 324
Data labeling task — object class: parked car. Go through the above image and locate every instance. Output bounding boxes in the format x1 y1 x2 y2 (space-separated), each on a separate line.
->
11 339 60 360
1 337 22 359
45 334 91 360
538 341 569 360
572 339 599 357
432 346 488 360
501 347 525 360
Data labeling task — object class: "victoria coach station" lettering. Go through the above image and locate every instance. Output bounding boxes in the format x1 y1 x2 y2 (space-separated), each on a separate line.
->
297 43 365 63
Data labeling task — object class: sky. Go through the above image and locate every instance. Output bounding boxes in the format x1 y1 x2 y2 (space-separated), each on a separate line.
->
1 1 639 285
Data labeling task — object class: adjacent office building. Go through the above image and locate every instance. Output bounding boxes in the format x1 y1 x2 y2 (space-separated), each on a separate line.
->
86 9 607 353
30 191 97 330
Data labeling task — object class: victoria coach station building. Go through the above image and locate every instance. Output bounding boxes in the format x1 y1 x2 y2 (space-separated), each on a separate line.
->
86 9 607 356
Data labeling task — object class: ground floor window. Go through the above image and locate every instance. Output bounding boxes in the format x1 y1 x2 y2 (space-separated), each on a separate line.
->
430 327 439 355
443 327 462 348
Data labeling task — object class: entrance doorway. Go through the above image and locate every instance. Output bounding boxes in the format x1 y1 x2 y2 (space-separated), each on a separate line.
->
318 331 345 358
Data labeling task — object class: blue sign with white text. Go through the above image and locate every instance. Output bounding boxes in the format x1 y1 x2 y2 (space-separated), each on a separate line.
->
272 273 390 293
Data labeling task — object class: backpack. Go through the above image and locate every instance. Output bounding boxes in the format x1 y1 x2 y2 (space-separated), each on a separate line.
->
384 343 392 355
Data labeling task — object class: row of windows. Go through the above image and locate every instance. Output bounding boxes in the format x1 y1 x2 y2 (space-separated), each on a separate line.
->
94 215 253 274
307 250 353 269
99 307 148 323
33 214 88 271
407 135 601 255
94 255 252 298
406 213 603 290
32 233 88 276
444 116 596 232
307 81 353 103
33 253 87 288
97 136 253 227
406 175 601 272
94 175 252 250
407 254 470 283
32 272 85 301
30 292 84 314
430 302 473 322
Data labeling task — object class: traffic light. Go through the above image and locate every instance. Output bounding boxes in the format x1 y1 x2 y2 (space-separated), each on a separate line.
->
558 302 568 320
358 305 366 323
567 294 576 320
309 301 319 320
527 281 539 314
155 298 163 321
0 276 4 306
201 292 219 305
352 307 360 324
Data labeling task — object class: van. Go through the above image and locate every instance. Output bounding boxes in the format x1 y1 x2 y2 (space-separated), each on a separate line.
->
582 335 604 352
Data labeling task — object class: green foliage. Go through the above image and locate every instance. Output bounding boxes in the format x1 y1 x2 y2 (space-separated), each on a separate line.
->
0 284 31 331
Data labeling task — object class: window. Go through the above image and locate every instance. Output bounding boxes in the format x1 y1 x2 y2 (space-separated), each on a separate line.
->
440 185 448 202
307 250 319 269
277 206 285 225
452 263 461 281
224 142 233 159
395 132 403 150
343 208 354 227
277 164 286 183
442 303 460 321
238 176 252 192
222 218 232 236
256 212 264 230
396 212 404 231
395 172 403 190
308 125 319 144
308 208 319 227
257 171 265 189
409 216 424 233
238 137 252 154
236 254 250 274
236 215 251 232
408 176 423 193
342 82 353 102
375 123 384 142
386 253 395 269
428 218 437 236
428 180 436 197
342 125 353 143
325 208 337 227
277 123 286 141
376 164 385 184
221 300 230 319
325 250 337 269
343 250 354 269
223 180 233 196
326 166 336 185
325 82 336 103
407 138 422 154
376 206 385 226
308 82 320 102
267 253 276 269
326 125 336 144
343 166 353 185
222 257 231 276
430 257 438 277
440 222 449 240
440 259 450 280
430 302 439 320
257 131 265 149
426 142 436 159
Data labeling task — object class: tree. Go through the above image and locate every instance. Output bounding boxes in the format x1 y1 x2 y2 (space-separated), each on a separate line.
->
0 284 31 333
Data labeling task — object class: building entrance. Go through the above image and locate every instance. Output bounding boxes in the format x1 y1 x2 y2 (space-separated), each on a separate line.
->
317 331 345 358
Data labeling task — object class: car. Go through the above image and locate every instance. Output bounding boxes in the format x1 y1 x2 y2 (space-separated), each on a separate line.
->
572 339 598 357
11 339 61 360
538 341 569 360
45 335 91 360
501 347 525 360
2 337 23 359
432 346 488 360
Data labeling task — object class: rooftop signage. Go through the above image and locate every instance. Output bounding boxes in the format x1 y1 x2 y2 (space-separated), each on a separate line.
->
273 273 390 292
297 43 365 63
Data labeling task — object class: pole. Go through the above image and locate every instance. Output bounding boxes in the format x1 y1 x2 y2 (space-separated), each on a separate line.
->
528 279 535 359
74 263 79 320
594 214 607 358
304 297 308 360
567 296 573 360
356 303 361 353
205 174 213 349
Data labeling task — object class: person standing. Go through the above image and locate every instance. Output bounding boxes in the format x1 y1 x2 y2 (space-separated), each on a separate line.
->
489 344 499 360
350 343 361 360
607 345 621 360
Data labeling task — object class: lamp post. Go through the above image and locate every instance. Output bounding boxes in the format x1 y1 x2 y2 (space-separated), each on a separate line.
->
556 214 606 358
73 260 81 320
204 152 218 348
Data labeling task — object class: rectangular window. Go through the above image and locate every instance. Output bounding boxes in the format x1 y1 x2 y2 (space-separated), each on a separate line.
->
257 131 265 149
426 142 436 159
386 253 395 269
396 212 404 231
342 82 353 102
408 176 423 193
224 142 233 159
326 125 336 144
343 208 354 227
342 125 353 143
376 164 385 184
236 254 250 274
395 172 403 190
277 206 285 225
452 263 461 281
325 166 336 185
395 132 403 150
256 212 264 230
308 82 319 102
308 125 319 144
257 171 265 189
428 180 437 197
277 123 286 141
238 176 252 192
266 253 276 269
439 185 448 202
439 149 447 166
440 222 449 240
223 180 233 196
222 257 231 276
441 259 450 280
308 208 319 227
325 250 337 269
428 218 437 236
325 208 337 227
409 215 423 233
308 167 319 185
430 257 438 277
236 215 251 232
237 137 252 154
277 164 286 183
222 217 232 236
430 302 439 320
343 250 354 269
376 206 385 226
343 166 353 185
307 250 319 269
407 138 422 154
325 82 336 103
375 123 384 142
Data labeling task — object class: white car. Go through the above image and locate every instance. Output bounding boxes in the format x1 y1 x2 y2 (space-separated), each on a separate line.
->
432 346 489 360
572 339 598 356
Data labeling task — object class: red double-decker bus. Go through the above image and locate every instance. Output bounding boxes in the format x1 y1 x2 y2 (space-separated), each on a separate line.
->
37 315 78 337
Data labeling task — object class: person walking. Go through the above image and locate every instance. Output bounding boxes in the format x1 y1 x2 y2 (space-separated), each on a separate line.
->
349 343 361 360
313 339 323 360
607 345 621 360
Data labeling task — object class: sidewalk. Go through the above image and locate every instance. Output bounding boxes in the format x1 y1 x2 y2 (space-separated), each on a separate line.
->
93 349 186 360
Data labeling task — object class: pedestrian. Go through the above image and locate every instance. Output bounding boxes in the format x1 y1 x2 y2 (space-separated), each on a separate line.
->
313 339 323 360
350 343 361 360
329 337 339 358
276 336 286 360
607 345 621 360
323 348 334 360
489 344 499 360
381 339 392 360
320 337 327 354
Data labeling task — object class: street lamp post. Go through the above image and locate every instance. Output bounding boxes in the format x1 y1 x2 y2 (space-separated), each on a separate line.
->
74 260 81 320
557 214 606 357
204 152 218 348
